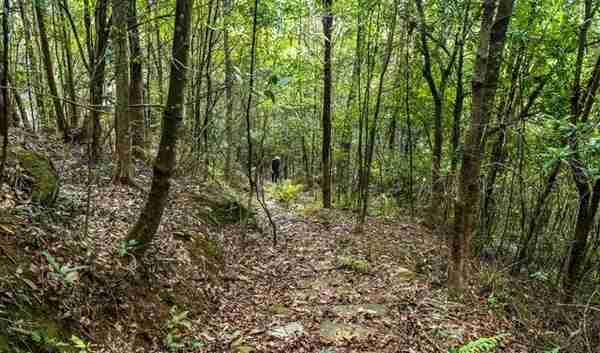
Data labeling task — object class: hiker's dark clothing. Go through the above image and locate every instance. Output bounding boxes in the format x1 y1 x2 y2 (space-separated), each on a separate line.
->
271 158 280 183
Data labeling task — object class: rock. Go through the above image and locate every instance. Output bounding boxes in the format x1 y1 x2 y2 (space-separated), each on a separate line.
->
269 321 304 338
319 320 373 343
330 304 387 317
394 266 416 281
431 324 464 341
235 345 256 353
191 182 252 225
10 147 59 205
269 304 292 316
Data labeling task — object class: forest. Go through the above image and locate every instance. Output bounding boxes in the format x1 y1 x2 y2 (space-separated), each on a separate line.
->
1 0 600 351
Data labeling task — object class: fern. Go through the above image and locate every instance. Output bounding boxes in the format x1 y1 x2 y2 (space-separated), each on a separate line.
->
449 334 508 353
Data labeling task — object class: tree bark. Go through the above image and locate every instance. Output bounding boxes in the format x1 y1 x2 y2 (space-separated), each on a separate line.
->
562 0 600 302
0 0 8 181
450 0 514 292
223 0 234 181
358 2 398 227
18 0 45 131
112 0 133 183
128 0 146 159
127 0 193 251
34 0 69 140
321 0 333 208
89 0 109 161
61 16 79 129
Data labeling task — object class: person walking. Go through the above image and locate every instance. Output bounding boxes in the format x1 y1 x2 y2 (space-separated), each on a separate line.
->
271 156 281 183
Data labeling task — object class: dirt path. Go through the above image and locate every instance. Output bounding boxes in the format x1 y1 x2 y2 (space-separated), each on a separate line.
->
201 193 520 353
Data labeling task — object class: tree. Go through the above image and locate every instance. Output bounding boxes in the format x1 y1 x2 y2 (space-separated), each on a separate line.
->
34 0 69 140
321 0 333 209
0 0 8 180
223 0 234 181
128 0 146 159
561 0 600 302
112 0 133 184
89 0 110 162
127 0 193 252
358 1 398 228
450 0 514 291
415 0 469 226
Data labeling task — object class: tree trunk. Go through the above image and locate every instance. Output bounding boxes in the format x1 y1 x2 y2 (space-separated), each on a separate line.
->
18 0 45 131
203 0 218 175
0 0 8 180
358 2 397 227
127 0 193 252
450 0 514 292
128 0 146 159
321 0 333 209
89 0 109 161
34 0 69 140
562 0 600 302
112 0 133 183
61 15 79 129
223 0 234 181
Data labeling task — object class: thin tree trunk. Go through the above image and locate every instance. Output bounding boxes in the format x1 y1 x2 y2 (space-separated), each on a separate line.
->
34 0 69 140
128 0 146 159
358 2 398 227
0 0 8 181
450 0 514 291
127 0 193 252
321 0 333 208
223 0 234 181
112 0 133 183
18 0 45 131
562 0 600 302
61 17 79 129
89 0 109 161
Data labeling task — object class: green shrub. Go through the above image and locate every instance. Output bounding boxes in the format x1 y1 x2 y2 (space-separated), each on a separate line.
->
338 255 369 273
269 180 303 205
449 334 508 353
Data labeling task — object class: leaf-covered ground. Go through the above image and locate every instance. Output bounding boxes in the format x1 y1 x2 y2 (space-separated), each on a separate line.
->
1 131 598 353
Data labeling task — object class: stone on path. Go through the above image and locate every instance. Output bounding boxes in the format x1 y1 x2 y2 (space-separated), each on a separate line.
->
330 303 387 317
269 321 305 338
319 320 373 343
394 266 416 281
269 303 292 315
235 345 256 353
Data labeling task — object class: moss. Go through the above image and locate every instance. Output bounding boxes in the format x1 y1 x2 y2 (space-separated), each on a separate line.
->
12 147 59 205
0 335 9 353
339 256 370 273
192 182 253 225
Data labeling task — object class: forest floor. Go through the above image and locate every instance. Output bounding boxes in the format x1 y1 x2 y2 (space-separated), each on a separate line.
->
1 130 597 353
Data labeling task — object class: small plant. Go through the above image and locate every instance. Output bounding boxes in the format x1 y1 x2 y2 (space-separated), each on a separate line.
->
339 255 369 273
480 268 506 293
30 328 68 352
530 271 549 281
163 306 204 352
487 293 498 307
118 239 140 256
449 334 508 353
43 252 86 285
70 335 91 353
269 180 303 205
